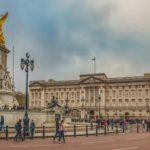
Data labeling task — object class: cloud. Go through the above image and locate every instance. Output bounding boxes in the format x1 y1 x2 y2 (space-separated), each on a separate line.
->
0 0 150 91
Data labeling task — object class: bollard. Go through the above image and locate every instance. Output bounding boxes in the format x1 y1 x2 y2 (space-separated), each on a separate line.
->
74 125 76 138
104 125 107 136
96 125 98 136
116 124 118 134
43 126 45 139
5 126 8 140
137 123 139 133
23 126 26 139
86 125 88 137
123 125 125 133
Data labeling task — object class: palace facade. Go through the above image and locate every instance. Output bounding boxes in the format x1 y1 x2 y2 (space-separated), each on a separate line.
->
29 73 150 118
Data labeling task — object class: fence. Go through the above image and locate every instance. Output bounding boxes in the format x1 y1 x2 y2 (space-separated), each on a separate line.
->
0 121 150 140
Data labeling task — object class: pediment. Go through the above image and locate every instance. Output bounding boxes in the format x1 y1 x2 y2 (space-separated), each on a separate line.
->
80 76 104 84
29 81 46 87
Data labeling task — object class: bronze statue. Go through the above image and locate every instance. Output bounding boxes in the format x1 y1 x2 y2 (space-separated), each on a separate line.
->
0 12 8 45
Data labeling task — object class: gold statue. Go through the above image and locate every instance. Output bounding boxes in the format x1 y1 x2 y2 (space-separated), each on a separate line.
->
0 12 8 45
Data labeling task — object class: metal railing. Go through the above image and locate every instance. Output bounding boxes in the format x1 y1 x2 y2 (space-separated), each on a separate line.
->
0 121 150 140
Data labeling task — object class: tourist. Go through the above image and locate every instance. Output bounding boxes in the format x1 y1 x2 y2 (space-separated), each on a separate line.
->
0 115 4 131
58 120 65 143
14 119 24 141
142 119 145 129
30 120 35 139
53 119 60 142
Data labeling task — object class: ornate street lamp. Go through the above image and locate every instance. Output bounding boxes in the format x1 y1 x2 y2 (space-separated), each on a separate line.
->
64 95 69 116
81 97 85 119
98 95 101 118
20 52 34 134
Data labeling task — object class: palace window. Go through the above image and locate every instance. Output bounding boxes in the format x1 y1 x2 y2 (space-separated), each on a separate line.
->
132 90 135 97
32 93 34 99
106 99 109 103
119 90 122 97
112 99 116 103
71 92 74 98
132 99 135 105
125 99 129 103
138 99 142 103
77 92 80 98
113 90 116 97
35 93 38 99
119 99 122 103
138 89 142 96
106 90 109 96
56 92 58 98
146 89 149 96
0 79 2 89
39 93 41 99
125 90 129 97
61 92 63 97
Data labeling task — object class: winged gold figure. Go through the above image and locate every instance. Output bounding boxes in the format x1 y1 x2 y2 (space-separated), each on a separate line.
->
0 12 8 45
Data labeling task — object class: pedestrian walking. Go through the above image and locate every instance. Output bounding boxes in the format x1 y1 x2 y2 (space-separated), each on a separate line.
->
30 120 35 139
142 119 145 129
53 119 60 142
14 119 24 141
0 115 4 131
58 120 65 143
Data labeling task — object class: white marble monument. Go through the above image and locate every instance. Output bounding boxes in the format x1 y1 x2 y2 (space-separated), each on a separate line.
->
0 12 18 109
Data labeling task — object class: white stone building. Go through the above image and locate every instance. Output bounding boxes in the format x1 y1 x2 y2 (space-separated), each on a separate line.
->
29 73 150 118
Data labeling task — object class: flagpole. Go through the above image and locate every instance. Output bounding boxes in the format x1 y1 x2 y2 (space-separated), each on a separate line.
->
92 57 96 74
94 58 96 74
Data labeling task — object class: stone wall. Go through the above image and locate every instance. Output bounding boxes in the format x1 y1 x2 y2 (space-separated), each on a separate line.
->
0 110 55 126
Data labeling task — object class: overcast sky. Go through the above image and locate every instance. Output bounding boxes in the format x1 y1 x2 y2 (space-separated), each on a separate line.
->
1 0 150 92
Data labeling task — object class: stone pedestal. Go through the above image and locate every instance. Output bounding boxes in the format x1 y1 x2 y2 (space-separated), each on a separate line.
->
64 117 72 123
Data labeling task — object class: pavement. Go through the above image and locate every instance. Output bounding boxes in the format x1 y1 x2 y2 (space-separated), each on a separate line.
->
0 132 150 150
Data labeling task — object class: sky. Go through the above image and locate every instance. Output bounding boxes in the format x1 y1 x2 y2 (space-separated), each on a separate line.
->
1 0 150 92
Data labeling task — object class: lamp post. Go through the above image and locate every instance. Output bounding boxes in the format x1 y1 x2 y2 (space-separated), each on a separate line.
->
64 95 69 117
81 97 85 118
98 95 101 118
20 52 34 133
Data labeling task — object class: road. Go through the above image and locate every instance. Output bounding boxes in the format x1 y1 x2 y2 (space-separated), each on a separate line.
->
0 132 150 150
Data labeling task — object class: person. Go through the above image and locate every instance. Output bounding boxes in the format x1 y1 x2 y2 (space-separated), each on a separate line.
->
0 115 4 131
0 116 1 131
14 119 24 141
53 119 60 142
58 120 65 143
142 119 145 129
30 120 35 139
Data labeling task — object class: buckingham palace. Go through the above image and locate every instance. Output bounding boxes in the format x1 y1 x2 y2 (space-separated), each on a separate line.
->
29 73 150 119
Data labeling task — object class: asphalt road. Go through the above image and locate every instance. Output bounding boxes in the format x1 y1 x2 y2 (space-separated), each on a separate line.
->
0 132 150 150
